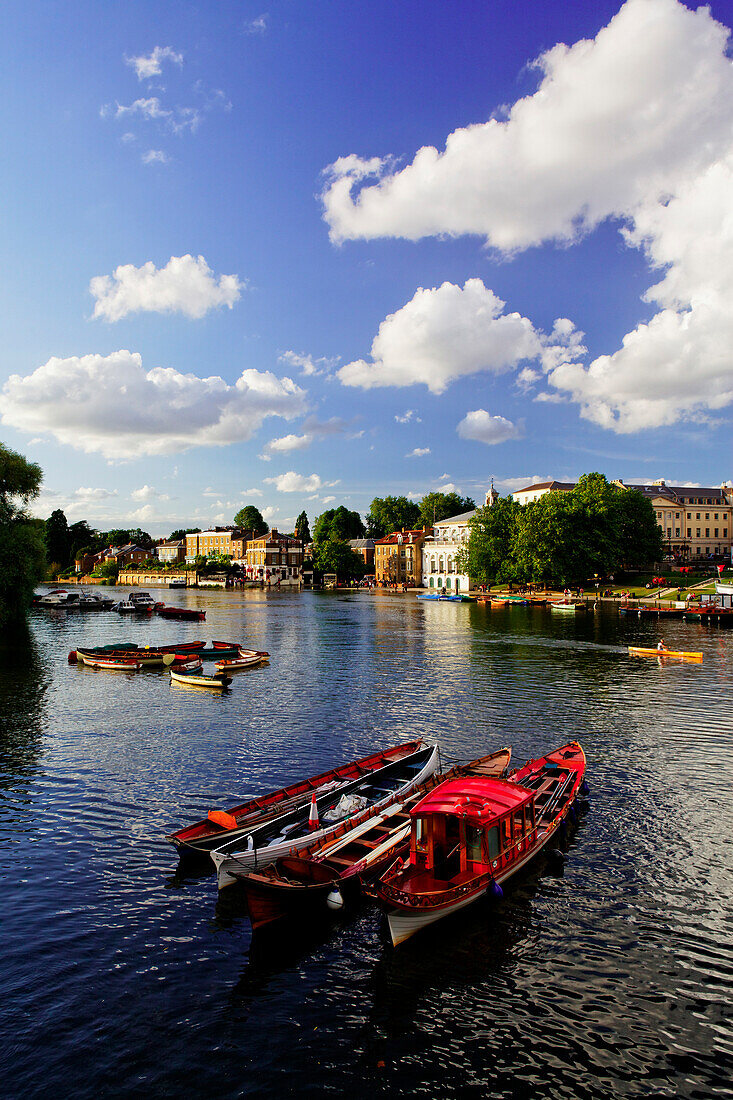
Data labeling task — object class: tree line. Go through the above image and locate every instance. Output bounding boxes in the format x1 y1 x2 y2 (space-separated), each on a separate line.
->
455 473 664 587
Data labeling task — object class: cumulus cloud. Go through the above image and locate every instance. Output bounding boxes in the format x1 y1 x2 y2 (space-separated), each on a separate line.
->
265 433 313 453
264 472 338 493
131 485 169 501
324 0 733 433
457 409 524 446
338 280 552 394
407 447 430 457
126 46 183 81
395 409 421 423
496 475 556 493
129 504 155 522
90 255 243 321
0 350 307 458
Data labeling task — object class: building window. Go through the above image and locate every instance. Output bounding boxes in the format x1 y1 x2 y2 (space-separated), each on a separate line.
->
687 529 691 538
675 529 680 537
715 529 719 538
696 513 700 520
724 529 728 538
706 529 710 537
714 513 719 520
667 528 671 537
696 529 701 537
706 513 709 520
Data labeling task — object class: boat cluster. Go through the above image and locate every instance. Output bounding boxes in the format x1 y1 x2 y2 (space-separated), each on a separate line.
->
69 640 270 689
35 589 206 620
167 738 588 946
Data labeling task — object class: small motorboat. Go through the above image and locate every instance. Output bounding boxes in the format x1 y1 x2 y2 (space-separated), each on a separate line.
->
214 649 270 671
77 589 115 610
376 741 586 946
156 605 206 621
35 589 81 608
170 668 232 690
166 739 434 861
235 748 512 930
628 646 703 661
211 741 441 888
169 578 187 588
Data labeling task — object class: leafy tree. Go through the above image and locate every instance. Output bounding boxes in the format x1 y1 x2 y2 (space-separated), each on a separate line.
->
312 539 366 581
97 559 119 580
103 529 132 548
456 496 521 586
0 444 46 624
127 528 154 551
418 491 476 529
612 484 665 569
234 506 267 535
365 496 420 538
313 506 365 543
45 509 71 566
294 510 311 544
68 521 97 561
168 528 200 542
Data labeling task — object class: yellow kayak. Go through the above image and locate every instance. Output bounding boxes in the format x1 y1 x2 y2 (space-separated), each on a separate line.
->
628 646 703 662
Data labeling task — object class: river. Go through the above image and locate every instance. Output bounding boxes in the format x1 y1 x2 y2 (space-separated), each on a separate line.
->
1 589 731 1098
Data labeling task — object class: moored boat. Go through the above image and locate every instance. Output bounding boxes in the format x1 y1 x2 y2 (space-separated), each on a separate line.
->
35 588 81 608
376 741 586 946
156 605 206 621
170 668 232 690
76 646 175 668
79 655 143 671
214 649 270 671
628 646 703 661
550 601 584 612
170 653 204 672
210 742 441 887
166 739 432 861
236 748 512 930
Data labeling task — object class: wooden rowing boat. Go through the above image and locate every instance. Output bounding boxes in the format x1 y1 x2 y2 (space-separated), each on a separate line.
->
234 748 512 930
170 668 233 689
170 654 204 672
376 741 586 947
550 601 584 612
156 605 206 621
211 743 441 886
214 649 270 671
628 646 703 661
79 655 143 671
77 647 175 668
166 739 433 861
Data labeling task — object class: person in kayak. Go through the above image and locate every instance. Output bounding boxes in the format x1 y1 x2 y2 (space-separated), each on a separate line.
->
657 640 668 652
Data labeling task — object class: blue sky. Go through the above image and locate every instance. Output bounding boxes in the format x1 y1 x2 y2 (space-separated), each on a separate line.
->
1 0 732 536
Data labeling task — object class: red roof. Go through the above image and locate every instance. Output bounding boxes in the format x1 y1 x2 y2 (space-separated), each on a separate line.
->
411 776 532 826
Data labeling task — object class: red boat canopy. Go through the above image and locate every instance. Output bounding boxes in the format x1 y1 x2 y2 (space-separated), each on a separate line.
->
411 776 532 827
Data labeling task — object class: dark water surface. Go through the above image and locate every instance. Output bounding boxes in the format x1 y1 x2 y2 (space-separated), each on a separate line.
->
1 590 732 1098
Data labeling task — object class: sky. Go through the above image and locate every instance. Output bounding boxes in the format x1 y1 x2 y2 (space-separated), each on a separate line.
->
1 0 732 537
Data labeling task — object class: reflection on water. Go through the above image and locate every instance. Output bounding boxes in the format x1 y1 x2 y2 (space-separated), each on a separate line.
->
0 591 731 1098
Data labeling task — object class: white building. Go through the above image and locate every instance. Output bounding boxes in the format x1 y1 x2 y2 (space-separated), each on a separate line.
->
420 484 498 593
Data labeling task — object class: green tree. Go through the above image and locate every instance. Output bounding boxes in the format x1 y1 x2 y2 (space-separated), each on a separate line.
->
612 485 665 569
456 496 520 586
418 491 476 529
0 444 46 623
313 539 366 581
313 506 365 543
68 520 97 562
234 505 267 534
294 510 311 544
169 527 200 542
45 509 71 566
365 496 420 538
127 528 154 551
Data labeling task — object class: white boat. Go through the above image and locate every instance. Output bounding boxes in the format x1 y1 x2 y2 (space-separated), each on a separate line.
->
211 742 440 889
77 589 115 610
129 591 156 610
36 589 81 608
111 600 136 613
169 578 187 588
550 601 584 613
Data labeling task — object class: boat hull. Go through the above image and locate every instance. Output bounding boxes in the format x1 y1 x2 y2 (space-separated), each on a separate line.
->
628 646 702 661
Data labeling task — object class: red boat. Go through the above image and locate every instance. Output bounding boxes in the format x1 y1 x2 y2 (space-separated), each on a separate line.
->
170 653 204 672
167 739 431 860
236 749 512 931
376 741 586 946
156 605 206 621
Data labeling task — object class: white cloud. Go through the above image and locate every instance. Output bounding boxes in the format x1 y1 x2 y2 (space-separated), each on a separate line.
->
129 504 155 522
338 279 545 394
131 485 169 502
320 495 336 504
244 14 269 35
265 433 313 453
142 149 169 165
262 505 277 522
114 97 171 122
125 47 183 81
264 471 338 493
75 487 119 502
90 255 242 321
0 350 307 458
324 0 733 433
395 409 421 423
278 350 337 377
457 409 524 446
105 97 204 136
407 447 430 457
496 475 555 493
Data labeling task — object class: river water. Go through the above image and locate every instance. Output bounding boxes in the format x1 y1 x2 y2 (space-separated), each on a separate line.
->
1 590 731 1098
